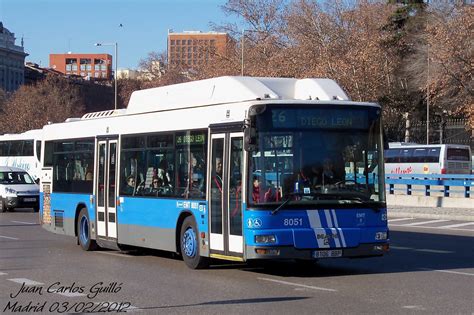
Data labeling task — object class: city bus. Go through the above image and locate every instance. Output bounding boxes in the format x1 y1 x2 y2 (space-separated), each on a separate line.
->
0 129 43 181
40 76 389 269
385 143 472 174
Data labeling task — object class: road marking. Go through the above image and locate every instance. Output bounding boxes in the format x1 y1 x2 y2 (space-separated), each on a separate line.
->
391 246 453 254
439 222 474 229
0 272 7 276
390 246 413 250
0 235 19 240
258 277 337 292
420 268 474 277
402 219 450 226
414 249 454 254
11 221 36 225
388 218 414 222
8 278 44 285
95 251 133 258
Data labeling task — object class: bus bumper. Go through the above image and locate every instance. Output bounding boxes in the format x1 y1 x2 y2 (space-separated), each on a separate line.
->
245 242 389 260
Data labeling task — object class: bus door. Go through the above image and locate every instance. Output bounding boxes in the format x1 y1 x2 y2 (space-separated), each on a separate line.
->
208 132 244 259
96 138 118 240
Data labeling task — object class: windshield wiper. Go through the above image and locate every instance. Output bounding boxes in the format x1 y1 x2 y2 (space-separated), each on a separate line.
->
271 192 300 215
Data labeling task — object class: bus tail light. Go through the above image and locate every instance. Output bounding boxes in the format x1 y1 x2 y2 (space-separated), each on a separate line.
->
441 168 446 174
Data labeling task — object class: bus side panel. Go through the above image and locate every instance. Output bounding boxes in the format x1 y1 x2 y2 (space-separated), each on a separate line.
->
116 197 208 253
42 193 94 237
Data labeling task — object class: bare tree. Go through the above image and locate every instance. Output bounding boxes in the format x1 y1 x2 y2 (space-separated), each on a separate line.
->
1 75 85 133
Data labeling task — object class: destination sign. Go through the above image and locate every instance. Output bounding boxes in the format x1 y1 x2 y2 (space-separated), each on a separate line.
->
176 133 206 146
271 108 369 129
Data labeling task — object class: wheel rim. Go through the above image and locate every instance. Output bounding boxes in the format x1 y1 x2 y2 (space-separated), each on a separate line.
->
80 215 89 245
182 227 197 258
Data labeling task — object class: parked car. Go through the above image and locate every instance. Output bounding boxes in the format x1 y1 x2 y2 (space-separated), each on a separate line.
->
0 166 39 212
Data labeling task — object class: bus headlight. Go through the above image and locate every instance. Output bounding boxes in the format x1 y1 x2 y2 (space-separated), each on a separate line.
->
375 232 388 240
255 235 276 244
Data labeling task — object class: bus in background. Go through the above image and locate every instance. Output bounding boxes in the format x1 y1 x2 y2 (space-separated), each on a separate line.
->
0 129 42 181
385 143 472 175
40 76 388 269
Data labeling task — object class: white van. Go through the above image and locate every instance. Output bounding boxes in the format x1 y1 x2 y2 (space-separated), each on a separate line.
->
0 166 39 212
385 143 472 175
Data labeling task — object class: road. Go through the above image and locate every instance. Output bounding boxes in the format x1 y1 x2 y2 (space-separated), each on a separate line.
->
1 210 473 314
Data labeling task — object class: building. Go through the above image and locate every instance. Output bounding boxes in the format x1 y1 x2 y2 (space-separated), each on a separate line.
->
24 62 64 85
49 53 112 80
0 22 28 92
117 69 139 80
167 31 231 68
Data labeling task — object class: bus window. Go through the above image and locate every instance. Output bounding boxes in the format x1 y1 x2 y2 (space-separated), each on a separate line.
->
36 141 42 161
413 148 428 162
23 140 34 156
399 148 413 163
0 141 8 156
447 148 470 161
427 148 440 163
10 141 23 156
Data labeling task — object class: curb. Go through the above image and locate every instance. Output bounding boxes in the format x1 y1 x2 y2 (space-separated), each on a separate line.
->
388 211 474 222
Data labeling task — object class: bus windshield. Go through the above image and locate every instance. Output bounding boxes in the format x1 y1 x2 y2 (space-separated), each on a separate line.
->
248 105 385 208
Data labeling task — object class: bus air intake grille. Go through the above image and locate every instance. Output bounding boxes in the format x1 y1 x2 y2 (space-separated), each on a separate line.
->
54 211 64 228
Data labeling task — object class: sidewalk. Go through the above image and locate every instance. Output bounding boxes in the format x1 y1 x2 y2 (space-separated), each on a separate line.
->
388 205 474 222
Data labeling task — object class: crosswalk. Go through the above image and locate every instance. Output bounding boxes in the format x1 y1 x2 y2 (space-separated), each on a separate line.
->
389 218 474 232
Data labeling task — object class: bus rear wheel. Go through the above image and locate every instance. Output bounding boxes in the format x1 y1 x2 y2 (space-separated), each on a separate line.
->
77 208 97 251
180 216 208 269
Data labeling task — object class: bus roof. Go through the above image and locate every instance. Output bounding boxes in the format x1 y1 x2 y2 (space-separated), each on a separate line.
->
126 76 351 114
0 129 42 140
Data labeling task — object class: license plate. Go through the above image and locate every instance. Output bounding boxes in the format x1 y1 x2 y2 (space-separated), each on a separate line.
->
312 249 343 258
23 198 36 202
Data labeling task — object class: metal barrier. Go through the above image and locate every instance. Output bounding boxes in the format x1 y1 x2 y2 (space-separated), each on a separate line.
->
386 174 474 198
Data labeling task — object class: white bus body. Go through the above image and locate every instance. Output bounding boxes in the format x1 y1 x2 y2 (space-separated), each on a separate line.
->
385 143 472 175
0 129 43 180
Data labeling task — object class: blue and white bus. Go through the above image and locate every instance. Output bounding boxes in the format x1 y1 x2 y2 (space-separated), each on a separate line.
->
40 76 389 269
0 129 43 181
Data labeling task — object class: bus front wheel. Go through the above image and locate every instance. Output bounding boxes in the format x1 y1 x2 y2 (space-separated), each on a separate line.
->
77 208 97 251
180 216 208 269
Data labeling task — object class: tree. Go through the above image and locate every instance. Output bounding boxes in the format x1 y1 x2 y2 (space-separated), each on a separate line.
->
1 75 85 133
118 78 143 108
138 51 167 80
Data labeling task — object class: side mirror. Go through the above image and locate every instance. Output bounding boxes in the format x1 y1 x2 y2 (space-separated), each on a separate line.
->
243 118 257 152
35 178 40 185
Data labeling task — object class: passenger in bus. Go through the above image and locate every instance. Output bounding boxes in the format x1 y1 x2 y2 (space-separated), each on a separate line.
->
190 154 205 196
123 176 136 195
252 177 279 203
212 157 223 193
157 158 171 187
147 176 163 196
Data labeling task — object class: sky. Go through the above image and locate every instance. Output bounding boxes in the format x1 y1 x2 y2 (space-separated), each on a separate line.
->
0 0 236 69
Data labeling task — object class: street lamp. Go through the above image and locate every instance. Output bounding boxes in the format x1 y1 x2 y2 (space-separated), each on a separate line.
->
95 42 118 110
